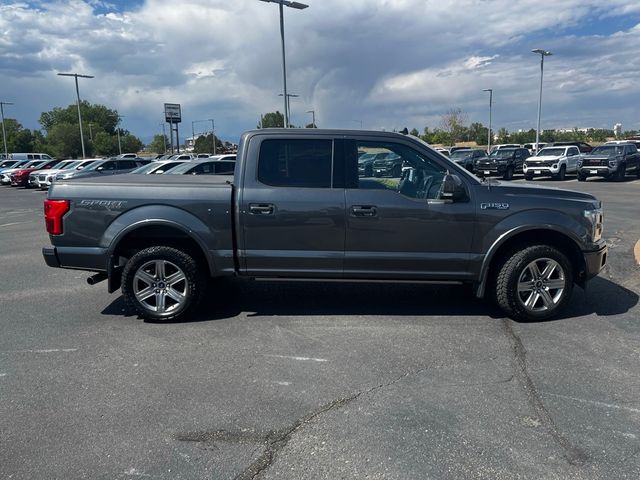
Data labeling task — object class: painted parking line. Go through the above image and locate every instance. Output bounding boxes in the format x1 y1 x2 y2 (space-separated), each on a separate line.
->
264 354 328 362
634 239 640 266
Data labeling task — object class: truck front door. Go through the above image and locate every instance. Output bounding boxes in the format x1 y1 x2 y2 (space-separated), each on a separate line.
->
239 136 346 277
343 137 476 280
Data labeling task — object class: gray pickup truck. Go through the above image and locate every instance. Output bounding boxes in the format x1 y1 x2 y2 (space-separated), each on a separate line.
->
43 129 607 322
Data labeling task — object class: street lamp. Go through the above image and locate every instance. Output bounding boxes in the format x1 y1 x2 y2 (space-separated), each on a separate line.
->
0 101 14 159
482 89 493 153
278 93 299 125
532 48 552 153
57 72 94 159
116 115 125 155
306 109 316 128
259 0 309 128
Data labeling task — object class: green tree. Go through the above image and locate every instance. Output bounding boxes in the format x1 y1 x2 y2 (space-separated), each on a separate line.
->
258 111 284 128
148 134 168 154
0 118 39 153
305 123 317 128
40 101 119 134
439 108 468 144
92 131 118 157
409 128 420 137
193 133 223 154
119 133 143 154
43 122 89 158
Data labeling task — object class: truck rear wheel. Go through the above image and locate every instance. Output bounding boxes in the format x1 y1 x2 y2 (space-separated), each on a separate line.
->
495 245 573 321
121 246 204 322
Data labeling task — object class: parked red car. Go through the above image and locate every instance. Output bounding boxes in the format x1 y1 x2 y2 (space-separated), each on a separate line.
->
10 159 60 187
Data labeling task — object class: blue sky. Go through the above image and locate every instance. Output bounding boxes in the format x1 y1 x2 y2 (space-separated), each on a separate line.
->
1 0 640 143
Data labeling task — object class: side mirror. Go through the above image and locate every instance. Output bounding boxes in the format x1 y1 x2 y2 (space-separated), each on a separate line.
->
440 173 466 202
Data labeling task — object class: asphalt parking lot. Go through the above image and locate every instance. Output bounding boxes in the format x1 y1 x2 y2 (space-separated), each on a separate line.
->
1 177 639 479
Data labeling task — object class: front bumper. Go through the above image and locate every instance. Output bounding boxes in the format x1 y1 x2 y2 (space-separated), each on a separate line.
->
579 166 614 178
523 164 560 175
475 163 507 176
582 245 608 282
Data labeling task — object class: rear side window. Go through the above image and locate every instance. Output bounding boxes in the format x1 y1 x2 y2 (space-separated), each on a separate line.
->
118 160 137 169
258 139 333 188
214 162 235 174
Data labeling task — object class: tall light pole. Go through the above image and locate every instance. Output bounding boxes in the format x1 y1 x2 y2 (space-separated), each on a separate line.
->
482 89 493 152
259 0 309 128
306 109 316 128
0 101 14 159
208 119 216 155
57 72 94 159
279 93 299 125
532 49 552 153
116 115 125 155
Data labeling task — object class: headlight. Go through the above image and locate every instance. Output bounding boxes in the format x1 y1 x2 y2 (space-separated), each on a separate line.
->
577 160 583 167
608 160 617 167
584 207 603 242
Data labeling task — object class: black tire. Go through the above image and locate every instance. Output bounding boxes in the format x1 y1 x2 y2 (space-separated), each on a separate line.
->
121 246 204 322
555 165 566 181
503 166 514 181
495 245 573 321
613 164 626 182
392 165 401 178
577 172 587 182
524 173 534 181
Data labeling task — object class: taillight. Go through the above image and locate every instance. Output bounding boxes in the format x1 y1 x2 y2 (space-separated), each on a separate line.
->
44 199 70 235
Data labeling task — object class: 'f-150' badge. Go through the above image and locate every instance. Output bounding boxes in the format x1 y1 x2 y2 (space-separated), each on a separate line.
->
481 202 510 210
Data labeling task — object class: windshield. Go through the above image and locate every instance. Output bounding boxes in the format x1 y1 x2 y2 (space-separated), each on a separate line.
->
0 161 18 168
536 148 566 157
164 162 197 174
131 163 160 174
60 161 81 170
82 160 106 171
25 160 46 168
450 150 473 159
489 149 515 158
591 145 623 155
358 153 376 162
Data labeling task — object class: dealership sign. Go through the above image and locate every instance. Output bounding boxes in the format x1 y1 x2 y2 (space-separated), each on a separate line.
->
164 103 182 123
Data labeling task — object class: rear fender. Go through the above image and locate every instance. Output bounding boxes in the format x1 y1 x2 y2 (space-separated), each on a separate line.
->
101 205 219 276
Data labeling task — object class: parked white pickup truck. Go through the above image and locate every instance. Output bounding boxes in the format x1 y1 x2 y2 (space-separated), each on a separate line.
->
523 145 583 181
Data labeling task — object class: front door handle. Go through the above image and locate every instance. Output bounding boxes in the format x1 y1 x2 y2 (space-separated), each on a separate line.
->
249 203 275 215
351 205 377 217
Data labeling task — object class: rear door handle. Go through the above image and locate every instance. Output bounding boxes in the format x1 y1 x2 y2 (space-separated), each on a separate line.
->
351 205 377 217
249 203 275 215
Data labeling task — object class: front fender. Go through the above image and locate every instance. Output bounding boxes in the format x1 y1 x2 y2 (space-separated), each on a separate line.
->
101 205 220 276
475 209 588 297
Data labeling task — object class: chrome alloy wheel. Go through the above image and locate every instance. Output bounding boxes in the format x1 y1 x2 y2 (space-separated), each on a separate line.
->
133 260 188 314
516 257 566 312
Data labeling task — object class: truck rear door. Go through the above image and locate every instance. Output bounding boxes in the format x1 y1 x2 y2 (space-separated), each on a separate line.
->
238 134 346 277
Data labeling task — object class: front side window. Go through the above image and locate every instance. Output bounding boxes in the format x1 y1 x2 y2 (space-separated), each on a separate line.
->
258 139 333 188
356 141 446 200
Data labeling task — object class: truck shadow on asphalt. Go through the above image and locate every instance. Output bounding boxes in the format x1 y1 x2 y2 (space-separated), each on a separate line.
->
102 276 637 324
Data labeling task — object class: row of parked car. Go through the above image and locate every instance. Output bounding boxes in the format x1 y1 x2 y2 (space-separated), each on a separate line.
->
0 152 237 190
437 140 640 181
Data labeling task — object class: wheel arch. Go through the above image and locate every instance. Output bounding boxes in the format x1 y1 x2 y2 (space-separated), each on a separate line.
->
476 227 586 298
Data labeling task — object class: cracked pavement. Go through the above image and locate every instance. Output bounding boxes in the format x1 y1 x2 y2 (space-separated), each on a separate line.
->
0 178 639 479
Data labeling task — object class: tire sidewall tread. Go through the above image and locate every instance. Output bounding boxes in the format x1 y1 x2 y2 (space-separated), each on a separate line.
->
121 246 204 322
495 245 573 321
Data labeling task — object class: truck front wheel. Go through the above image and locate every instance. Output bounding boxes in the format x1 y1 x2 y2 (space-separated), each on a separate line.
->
495 245 573 321
121 246 204 322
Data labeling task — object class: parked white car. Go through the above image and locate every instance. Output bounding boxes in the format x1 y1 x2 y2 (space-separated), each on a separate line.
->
523 146 582 180
39 159 100 188
29 160 77 188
